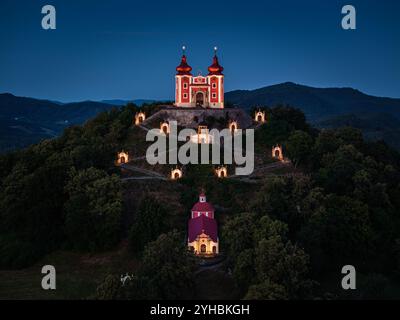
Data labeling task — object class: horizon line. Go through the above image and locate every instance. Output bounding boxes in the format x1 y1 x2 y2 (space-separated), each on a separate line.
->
1 81 399 104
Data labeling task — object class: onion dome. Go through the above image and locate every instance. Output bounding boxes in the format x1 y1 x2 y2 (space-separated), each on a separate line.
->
176 54 192 75
208 48 224 75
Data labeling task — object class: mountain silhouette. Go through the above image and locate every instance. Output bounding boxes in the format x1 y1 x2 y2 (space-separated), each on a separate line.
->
225 82 400 122
0 93 118 152
1 82 400 153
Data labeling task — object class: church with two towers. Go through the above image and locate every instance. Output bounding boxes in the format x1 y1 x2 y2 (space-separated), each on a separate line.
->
175 47 224 109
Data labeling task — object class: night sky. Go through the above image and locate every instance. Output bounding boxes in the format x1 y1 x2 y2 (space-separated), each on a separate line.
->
1 0 399 102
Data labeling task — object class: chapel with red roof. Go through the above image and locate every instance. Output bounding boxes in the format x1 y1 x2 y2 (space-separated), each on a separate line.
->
188 192 219 256
175 46 224 109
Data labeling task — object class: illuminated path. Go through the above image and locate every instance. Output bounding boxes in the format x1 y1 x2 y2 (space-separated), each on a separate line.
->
228 160 291 179
121 176 167 181
123 122 291 181
120 163 168 180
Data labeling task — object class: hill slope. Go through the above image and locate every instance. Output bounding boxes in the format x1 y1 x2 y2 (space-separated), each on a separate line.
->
101 99 156 106
226 82 400 122
2 82 400 152
316 113 400 150
0 93 119 153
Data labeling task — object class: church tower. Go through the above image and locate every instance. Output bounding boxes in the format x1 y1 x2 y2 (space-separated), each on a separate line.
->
175 46 193 107
207 47 224 108
175 47 224 108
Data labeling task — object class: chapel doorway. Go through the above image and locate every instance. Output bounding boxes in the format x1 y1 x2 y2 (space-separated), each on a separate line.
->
196 92 204 107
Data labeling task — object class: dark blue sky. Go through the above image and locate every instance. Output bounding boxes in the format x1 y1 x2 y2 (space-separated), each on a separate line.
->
1 0 399 102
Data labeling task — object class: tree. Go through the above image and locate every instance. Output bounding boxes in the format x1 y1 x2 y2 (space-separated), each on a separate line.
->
244 280 288 300
222 212 257 265
253 237 313 299
223 211 314 299
286 130 313 168
335 127 363 149
0 154 70 267
317 144 364 194
95 275 122 300
233 249 255 293
270 105 309 132
128 196 168 254
255 118 291 148
300 195 372 272
64 167 122 251
95 274 156 300
140 230 196 299
314 129 340 155
250 175 312 239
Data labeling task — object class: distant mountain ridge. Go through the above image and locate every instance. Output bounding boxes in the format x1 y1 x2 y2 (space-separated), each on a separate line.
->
101 99 156 106
225 82 400 122
0 93 116 121
1 82 400 153
225 82 400 150
0 93 119 152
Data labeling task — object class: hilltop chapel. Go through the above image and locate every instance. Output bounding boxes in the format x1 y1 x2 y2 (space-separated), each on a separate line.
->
175 47 224 108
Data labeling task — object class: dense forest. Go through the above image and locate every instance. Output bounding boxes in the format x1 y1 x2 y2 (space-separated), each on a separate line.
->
1 102 400 299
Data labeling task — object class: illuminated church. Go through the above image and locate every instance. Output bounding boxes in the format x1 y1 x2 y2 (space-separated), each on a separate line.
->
188 193 219 256
175 47 224 109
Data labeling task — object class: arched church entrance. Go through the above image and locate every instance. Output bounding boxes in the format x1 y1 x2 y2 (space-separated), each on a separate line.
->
195 92 204 107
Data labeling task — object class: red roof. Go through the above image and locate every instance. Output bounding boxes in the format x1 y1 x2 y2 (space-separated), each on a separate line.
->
188 215 218 242
208 55 224 75
176 55 192 75
191 201 214 213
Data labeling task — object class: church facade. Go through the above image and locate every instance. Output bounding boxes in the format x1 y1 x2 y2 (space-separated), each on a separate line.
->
175 48 224 109
188 193 219 256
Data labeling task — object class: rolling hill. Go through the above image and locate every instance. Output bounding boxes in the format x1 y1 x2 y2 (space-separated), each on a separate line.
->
0 93 119 153
101 99 156 106
225 82 400 122
1 82 400 153
225 82 400 150
316 112 400 151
